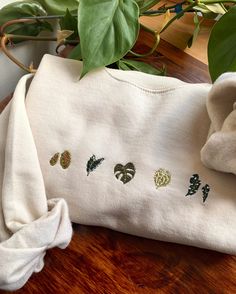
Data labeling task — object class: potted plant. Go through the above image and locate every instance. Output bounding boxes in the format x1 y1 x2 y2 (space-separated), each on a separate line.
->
0 0 235 82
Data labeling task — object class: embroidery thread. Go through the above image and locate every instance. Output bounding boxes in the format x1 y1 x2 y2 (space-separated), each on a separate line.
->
87 155 105 176
49 152 60 166
154 169 171 189
186 174 201 196
114 162 136 184
202 184 210 203
60 150 71 169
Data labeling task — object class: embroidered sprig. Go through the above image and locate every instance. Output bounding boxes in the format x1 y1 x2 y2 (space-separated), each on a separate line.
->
202 184 210 203
87 155 105 176
186 174 210 203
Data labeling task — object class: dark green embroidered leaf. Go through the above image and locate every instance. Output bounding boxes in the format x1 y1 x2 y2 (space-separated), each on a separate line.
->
202 184 210 203
114 162 136 184
49 152 60 166
60 150 71 169
87 155 105 176
185 174 201 196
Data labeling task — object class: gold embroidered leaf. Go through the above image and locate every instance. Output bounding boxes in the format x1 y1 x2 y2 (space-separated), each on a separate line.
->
154 168 171 189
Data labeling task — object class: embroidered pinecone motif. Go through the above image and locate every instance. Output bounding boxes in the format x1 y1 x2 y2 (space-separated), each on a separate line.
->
154 169 171 189
87 155 105 176
186 174 201 196
202 184 210 203
114 162 136 184
49 152 60 166
60 150 71 169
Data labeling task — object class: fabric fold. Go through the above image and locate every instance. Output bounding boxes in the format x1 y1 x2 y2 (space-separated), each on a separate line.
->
201 73 236 175
0 74 72 291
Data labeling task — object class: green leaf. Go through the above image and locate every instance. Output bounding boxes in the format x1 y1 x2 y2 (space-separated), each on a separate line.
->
0 0 50 36
208 6 236 82
59 9 78 40
134 0 145 8
37 0 78 14
118 59 165 76
194 3 226 14
187 13 200 48
68 44 82 60
78 0 140 78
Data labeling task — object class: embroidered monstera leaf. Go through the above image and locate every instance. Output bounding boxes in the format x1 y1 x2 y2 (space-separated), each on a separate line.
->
114 162 136 184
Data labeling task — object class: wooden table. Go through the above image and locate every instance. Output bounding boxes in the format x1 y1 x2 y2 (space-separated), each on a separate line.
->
1 40 236 294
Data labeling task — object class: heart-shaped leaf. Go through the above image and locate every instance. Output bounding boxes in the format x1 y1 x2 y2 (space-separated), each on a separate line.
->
78 0 140 78
0 0 52 37
114 162 136 184
208 6 236 82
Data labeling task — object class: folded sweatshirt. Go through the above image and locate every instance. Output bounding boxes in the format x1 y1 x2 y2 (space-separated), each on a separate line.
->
0 54 236 290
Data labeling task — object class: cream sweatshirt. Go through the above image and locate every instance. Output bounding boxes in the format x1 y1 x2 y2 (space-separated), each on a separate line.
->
0 54 236 290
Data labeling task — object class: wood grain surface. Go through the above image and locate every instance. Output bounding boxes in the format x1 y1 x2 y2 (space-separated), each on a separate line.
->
0 40 234 294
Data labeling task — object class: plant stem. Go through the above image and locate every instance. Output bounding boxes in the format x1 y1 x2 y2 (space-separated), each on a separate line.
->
159 3 196 33
129 24 160 57
21 14 77 20
6 34 57 42
0 34 36 73
5 33 79 45
142 1 186 15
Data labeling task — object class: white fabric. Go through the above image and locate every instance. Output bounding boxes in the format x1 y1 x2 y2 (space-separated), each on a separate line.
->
0 54 236 290
0 73 72 291
201 73 236 175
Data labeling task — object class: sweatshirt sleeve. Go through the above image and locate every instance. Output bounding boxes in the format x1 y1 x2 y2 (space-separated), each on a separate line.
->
0 74 72 291
201 72 236 175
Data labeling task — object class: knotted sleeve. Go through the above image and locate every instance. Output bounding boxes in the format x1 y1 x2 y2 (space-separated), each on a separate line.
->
201 73 236 175
0 74 72 291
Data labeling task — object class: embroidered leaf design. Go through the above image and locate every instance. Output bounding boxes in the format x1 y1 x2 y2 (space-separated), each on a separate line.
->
49 152 60 166
154 168 171 189
114 162 136 184
186 174 201 196
202 184 210 203
87 155 105 176
60 150 71 169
